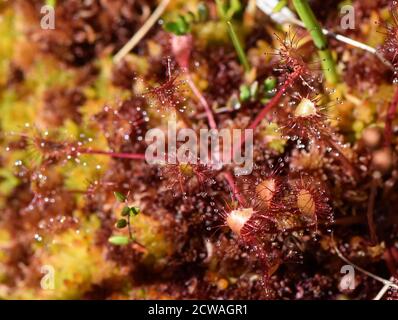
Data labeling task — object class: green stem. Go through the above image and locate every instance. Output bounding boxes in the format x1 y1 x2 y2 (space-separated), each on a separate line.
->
215 0 250 73
292 0 339 84
226 21 251 73
127 213 133 241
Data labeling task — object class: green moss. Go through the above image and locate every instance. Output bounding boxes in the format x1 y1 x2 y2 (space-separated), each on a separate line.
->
0 9 18 87
26 61 76 95
193 21 229 46
0 229 10 285
0 229 9 263
133 214 171 260
260 122 287 154
352 120 365 139
0 90 35 132
0 168 19 199
10 215 116 299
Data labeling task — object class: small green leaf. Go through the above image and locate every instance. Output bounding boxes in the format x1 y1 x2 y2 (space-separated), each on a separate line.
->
116 219 128 229
164 22 177 33
215 0 227 19
264 76 277 92
108 235 130 245
131 207 140 216
164 15 190 35
216 0 242 21
121 206 131 216
239 85 251 102
226 0 242 20
114 191 126 202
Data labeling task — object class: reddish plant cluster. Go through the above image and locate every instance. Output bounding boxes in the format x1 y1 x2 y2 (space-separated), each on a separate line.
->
223 171 332 277
159 159 215 194
19 0 158 66
3 0 398 300
3 26 349 298
380 6 398 68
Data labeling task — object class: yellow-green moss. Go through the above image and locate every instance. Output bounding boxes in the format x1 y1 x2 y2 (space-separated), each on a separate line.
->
259 122 287 154
7 215 117 299
0 9 18 87
133 213 173 264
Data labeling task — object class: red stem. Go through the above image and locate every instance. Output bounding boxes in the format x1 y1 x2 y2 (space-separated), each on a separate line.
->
384 86 398 147
224 171 246 206
78 148 146 160
186 71 246 207
247 67 303 131
232 68 302 157
235 68 303 151
186 73 217 130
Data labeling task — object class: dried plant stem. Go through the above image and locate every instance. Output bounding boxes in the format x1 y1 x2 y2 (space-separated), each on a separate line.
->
292 0 339 84
113 0 170 64
373 278 395 300
79 148 146 160
257 1 393 69
186 73 217 129
384 86 398 146
332 236 398 290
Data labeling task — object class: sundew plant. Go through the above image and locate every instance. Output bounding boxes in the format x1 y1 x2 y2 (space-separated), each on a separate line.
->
0 0 398 300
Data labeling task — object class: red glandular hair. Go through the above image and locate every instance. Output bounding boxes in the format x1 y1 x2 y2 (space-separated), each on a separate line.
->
238 166 286 211
93 98 147 151
281 96 329 142
159 158 215 194
40 86 85 127
280 96 357 178
220 173 333 276
25 132 79 166
380 6 398 67
289 175 333 229
272 29 321 91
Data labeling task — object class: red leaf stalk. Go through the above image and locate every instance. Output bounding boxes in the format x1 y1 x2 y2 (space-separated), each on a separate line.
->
186 74 217 130
384 86 398 147
247 67 303 131
224 171 246 206
171 34 217 129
